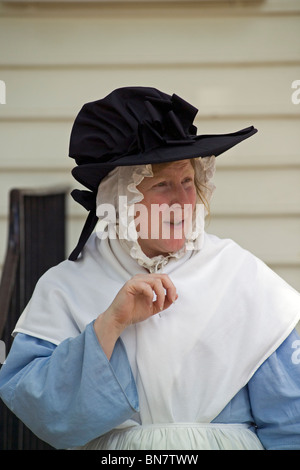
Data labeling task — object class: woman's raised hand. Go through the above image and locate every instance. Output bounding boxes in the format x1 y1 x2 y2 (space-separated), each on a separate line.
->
93 273 177 359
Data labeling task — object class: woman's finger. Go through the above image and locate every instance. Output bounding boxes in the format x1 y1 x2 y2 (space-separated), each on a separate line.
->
151 279 167 312
150 274 178 307
160 274 178 304
126 273 178 316
143 274 178 313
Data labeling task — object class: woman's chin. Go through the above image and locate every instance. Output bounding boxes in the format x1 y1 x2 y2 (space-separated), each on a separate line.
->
138 237 186 258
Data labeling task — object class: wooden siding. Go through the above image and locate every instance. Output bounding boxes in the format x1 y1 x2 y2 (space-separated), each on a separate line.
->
0 0 299 296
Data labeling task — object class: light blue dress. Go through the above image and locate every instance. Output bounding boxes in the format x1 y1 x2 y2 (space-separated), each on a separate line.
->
0 323 300 450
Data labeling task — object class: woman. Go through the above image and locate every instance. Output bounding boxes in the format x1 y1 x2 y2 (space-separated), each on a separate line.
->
0 87 300 450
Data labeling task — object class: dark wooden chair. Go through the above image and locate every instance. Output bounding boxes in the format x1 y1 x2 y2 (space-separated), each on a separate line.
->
0 186 69 450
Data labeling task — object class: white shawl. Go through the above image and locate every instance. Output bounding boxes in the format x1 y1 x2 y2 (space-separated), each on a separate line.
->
13 232 300 424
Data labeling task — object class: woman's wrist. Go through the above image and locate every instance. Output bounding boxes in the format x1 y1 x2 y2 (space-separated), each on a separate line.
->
93 309 125 360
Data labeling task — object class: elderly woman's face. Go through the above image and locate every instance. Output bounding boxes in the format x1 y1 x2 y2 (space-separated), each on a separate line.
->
135 159 197 257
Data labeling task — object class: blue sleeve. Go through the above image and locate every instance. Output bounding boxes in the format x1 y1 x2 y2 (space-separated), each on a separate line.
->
248 329 300 450
0 322 138 449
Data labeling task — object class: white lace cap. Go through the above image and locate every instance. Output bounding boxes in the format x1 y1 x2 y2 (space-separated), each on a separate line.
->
95 156 216 272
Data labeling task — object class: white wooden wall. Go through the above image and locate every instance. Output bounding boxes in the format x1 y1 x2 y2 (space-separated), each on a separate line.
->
0 1 300 296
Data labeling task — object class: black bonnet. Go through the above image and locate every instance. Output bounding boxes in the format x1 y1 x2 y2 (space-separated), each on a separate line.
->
68 86 257 260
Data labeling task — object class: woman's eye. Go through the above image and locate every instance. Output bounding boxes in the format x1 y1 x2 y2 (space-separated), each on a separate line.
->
154 181 167 188
182 177 193 184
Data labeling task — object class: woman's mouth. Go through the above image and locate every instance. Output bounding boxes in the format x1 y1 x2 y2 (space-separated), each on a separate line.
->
165 220 184 226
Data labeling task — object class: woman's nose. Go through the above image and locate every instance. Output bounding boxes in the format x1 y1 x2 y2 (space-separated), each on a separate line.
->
169 184 190 206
